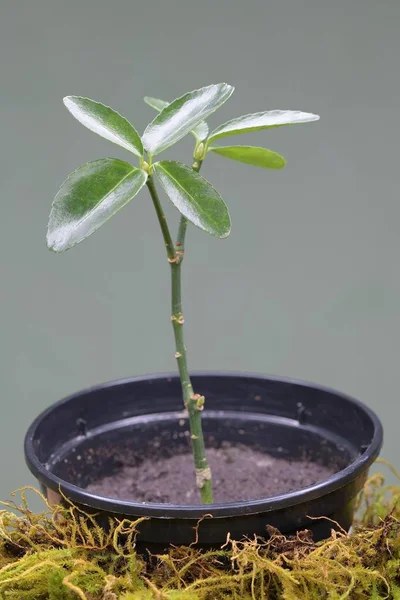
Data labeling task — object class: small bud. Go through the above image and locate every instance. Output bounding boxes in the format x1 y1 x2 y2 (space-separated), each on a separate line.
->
141 161 151 174
193 142 205 161
171 313 184 324
191 393 205 411
175 352 182 358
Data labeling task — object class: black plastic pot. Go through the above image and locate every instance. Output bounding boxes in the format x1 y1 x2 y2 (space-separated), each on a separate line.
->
25 373 382 552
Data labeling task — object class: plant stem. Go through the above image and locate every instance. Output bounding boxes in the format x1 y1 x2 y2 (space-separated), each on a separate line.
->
146 172 213 504
146 176 175 262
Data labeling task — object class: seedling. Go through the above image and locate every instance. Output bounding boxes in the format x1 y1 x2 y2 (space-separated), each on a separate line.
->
47 83 319 503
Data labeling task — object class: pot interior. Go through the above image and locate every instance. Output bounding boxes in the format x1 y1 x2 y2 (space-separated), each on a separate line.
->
48 409 354 497
29 374 379 502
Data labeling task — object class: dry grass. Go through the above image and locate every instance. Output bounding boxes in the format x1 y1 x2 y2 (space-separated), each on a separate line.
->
0 461 398 599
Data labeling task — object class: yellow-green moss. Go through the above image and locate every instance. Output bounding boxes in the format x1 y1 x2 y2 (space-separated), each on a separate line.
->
0 461 399 599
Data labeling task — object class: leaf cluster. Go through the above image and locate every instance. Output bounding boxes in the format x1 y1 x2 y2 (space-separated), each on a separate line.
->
47 84 319 252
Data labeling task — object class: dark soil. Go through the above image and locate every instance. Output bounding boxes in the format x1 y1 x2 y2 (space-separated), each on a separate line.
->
86 442 335 504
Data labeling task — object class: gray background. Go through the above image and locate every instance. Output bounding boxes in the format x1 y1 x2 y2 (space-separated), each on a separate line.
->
1 0 399 498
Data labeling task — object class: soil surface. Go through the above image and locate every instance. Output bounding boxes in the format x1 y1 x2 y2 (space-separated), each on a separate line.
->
86 442 335 504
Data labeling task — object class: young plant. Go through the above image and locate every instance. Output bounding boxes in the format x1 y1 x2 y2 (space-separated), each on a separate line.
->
47 83 319 504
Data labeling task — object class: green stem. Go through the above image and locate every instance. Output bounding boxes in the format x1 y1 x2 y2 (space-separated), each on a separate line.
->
146 172 213 504
146 176 175 262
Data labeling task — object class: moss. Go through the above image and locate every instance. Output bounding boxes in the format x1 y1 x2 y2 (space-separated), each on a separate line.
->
0 461 399 599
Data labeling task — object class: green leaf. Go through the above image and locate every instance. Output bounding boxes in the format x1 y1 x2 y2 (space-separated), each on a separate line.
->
63 96 143 157
144 96 209 142
210 145 286 169
154 161 231 238
143 96 169 112
191 120 209 142
47 158 147 252
142 83 234 155
208 110 320 143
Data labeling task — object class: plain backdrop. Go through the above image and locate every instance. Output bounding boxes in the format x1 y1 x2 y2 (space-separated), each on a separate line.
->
0 0 399 498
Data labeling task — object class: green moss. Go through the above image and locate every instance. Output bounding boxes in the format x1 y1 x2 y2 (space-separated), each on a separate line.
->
0 461 399 599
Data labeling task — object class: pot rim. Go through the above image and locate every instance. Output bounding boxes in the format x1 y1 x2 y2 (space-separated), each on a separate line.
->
24 371 383 518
